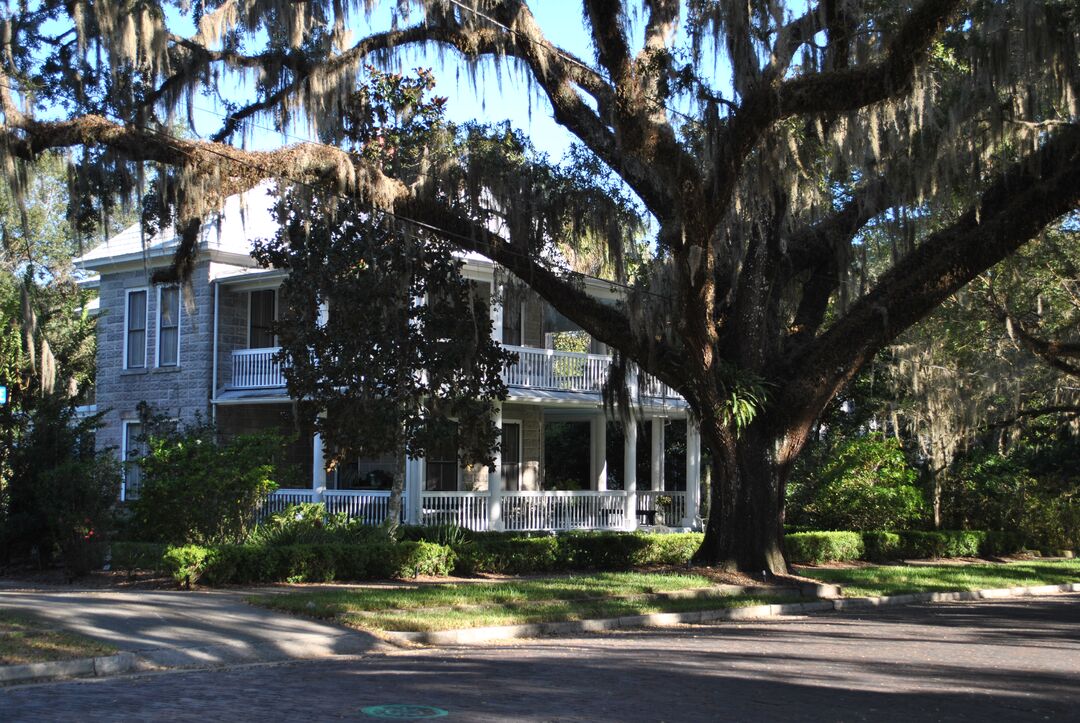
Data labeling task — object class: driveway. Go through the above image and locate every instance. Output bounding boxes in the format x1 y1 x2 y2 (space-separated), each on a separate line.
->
2 593 1077 721
0 586 384 667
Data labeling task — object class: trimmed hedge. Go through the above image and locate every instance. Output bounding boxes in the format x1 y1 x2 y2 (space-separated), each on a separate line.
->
455 532 704 575
162 541 455 586
787 529 1031 564
785 531 865 564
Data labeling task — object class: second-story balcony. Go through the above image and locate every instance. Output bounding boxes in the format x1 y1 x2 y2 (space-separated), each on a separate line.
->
228 344 682 400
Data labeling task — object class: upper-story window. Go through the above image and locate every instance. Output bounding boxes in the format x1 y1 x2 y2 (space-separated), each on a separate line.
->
249 289 277 348
157 286 180 367
502 291 524 346
124 289 148 369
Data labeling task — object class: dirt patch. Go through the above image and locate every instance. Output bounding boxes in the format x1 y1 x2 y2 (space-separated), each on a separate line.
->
0 567 175 591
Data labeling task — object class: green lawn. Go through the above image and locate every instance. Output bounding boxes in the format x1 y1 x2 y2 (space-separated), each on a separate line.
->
0 612 116 666
250 572 795 632
798 559 1080 597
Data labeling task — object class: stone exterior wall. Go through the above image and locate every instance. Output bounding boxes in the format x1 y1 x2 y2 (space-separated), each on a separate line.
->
94 259 247 455
215 286 249 389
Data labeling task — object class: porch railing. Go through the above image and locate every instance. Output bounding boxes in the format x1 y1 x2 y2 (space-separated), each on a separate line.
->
324 489 403 525
230 344 683 400
502 345 610 393
501 344 682 400
636 490 687 526
420 491 490 530
259 488 318 518
502 490 627 531
260 488 690 530
231 347 285 388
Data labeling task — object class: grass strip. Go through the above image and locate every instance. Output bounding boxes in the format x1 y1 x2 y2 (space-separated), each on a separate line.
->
248 571 797 632
798 559 1080 597
250 572 717 617
0 612 116 666
341 595 796 632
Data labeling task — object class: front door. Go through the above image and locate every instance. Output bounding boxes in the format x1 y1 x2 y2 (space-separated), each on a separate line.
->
502 422 522 491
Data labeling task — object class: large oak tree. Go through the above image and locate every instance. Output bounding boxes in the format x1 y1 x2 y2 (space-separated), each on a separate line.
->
3 0 1078 572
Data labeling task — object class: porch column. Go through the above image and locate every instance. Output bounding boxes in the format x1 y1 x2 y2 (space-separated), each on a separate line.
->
623 421 638 531
311 431 327 502
650 417 665 491
488 402 504 531
405 455 423 525
684 421 701 528
592 414 608 491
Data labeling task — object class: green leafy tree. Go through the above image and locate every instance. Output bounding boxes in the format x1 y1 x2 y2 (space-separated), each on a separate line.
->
253 71 512 528
126 417 281 545
4 1 1079 573
2 395 119 575
788 434 927 531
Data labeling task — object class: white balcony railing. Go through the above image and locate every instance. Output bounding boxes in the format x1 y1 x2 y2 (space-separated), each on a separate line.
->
229 344 682 400
231 347 285 389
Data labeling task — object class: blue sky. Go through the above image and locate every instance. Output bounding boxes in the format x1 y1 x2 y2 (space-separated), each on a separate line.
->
181 3 596 161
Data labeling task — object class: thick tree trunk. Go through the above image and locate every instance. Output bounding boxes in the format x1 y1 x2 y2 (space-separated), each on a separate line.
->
692 421 790 575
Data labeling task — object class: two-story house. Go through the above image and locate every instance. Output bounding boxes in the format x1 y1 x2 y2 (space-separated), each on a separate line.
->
76 183 703 532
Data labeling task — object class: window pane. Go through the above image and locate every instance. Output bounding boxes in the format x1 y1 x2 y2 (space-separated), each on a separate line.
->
425 422 459 491
502 293 522 346
159 287 179 366
250 289 276 348
124 423 143 500
126 291 147 368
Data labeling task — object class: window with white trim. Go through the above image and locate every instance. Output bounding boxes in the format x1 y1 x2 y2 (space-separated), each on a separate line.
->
158 286 180 366
125 290 148 369
249 289 277 348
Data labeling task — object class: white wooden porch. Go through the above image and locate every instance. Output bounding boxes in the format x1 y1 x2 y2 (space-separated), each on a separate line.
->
261 488 694 531
229 344 683 400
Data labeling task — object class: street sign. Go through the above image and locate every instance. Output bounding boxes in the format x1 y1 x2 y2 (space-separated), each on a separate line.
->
0 385 7 405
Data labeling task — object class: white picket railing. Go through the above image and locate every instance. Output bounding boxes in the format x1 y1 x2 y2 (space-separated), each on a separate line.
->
260 488 692 530
502 345 610 393
636 490 688 526
231 347 285 388
259 488 318 518
502 490 626 531
230 343 683 401
324 490 405 525
420 492 490 530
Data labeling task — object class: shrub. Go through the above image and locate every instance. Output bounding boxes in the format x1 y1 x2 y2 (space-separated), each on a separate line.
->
787 434 927 531
896 530 985 559
2 397 120 576
784 531 865 564
247 503 392 546
127 418 281 545
861 531 902 562
455 531 704 575
160 541 455 586
110 542 168 573
944 442 1080 553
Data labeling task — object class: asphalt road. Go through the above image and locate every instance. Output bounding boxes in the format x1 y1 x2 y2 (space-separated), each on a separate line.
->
3 594 1077 722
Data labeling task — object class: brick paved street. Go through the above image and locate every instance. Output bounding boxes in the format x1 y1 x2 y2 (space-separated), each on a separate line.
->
3 594 1077 722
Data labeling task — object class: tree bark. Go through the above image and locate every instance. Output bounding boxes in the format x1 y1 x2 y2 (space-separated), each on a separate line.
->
693 419 789 575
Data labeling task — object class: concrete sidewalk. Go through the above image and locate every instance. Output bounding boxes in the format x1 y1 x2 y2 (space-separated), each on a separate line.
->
0 585 387 676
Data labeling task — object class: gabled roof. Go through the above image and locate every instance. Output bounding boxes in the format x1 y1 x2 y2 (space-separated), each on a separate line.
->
74 180 279 272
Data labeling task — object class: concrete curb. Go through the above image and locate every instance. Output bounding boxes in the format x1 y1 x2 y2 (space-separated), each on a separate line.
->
383 581 1080 646
0 652 148 685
